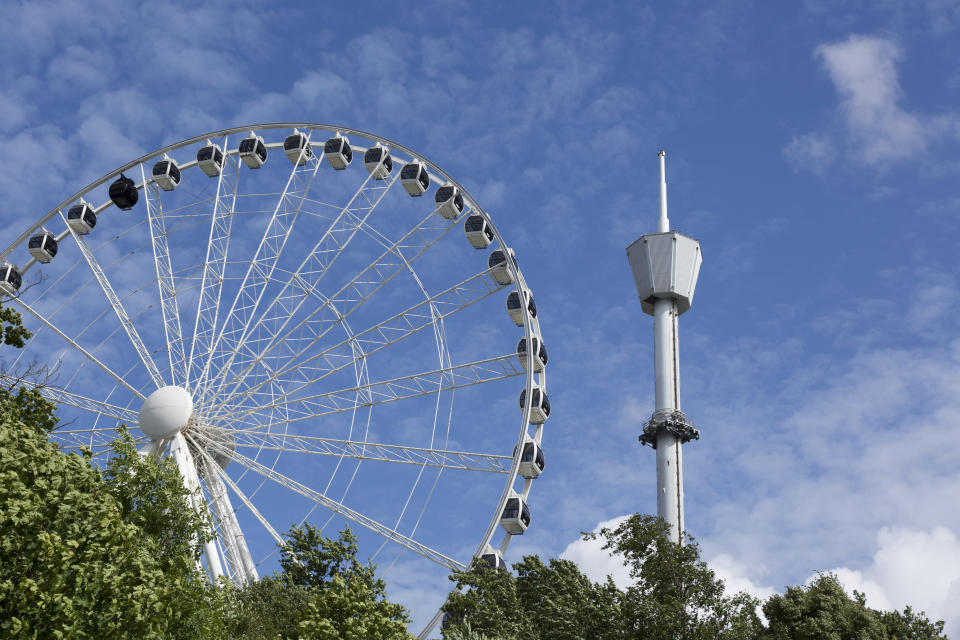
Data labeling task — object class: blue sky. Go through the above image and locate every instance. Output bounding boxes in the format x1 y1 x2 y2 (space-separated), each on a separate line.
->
3 0 960 635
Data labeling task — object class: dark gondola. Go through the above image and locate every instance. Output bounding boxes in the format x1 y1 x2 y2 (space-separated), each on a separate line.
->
284 129 313 166
27 230 58 263
197 141 224 177
323 134 353 170
516 336 548 373
506 288 536 326
500 495 531 534
152 156 181 191
109 173 138 210
66 201 97 234
518 386 550 424
239 132 267 169
480 547 506 569
434 185 464 220
400 161 429 196
488 247 517 285
513 440 545 479
0 262 22 296
364 144 393 179
464 214 494 249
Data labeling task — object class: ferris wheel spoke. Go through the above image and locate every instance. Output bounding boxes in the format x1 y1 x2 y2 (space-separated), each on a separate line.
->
192 431 466 573
140 164 187 385
197 131 323 402
212 353 522 431
189 435 285 548
225 430 511 474
186 434 259 583
52 429 147 449
205 155 403 406
10 295 146 400
1 374 139 423
214 259 495 415
58 211 164 389
187 136 239 390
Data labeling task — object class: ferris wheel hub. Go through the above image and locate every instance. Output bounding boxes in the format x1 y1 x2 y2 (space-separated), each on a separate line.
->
139 385 194 440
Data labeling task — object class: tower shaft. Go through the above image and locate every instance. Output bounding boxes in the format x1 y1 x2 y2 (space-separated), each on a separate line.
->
653 297 683 543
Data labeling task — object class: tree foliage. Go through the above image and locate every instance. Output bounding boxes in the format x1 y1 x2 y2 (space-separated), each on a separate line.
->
760 573 947 640
0 389 224 638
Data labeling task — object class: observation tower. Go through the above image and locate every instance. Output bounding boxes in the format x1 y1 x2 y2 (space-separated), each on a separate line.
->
625 151 702 544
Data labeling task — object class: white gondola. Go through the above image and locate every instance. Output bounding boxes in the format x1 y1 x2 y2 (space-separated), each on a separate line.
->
434 185 464 220
239 132 267 169
464 214 494 249
513 439 545 479
109 173 138 210
363 144 393 179
516 336 548 373
506 288 536 326
196 140 224 177
400 161 429 196
519 385 550 424
283 129 313 166
499 493 531 534
0 262 22 297
27 230 58 263
152 155 181 191
323 134 353 170
66 201 97 234
479 545 506 569
488 247 517 285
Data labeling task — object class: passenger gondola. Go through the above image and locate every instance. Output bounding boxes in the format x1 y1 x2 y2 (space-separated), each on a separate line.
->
363 144 393 179
506 288 536 326
464 214 494 249
519 386 550 424
0 262 22 296
283 129 313 166
499 494 531 534
239 132 267 169
152 156 181 191
323 134 352 170
400 161 429 196
516 336 548 372
488 247 517 285
27 230 58 263
66 200 97 234
513 439 545 479
434 185 464 220
197 140 224 177
109 173 138 210
480 545 506 569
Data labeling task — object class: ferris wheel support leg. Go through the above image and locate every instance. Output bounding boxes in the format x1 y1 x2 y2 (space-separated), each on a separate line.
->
203 465 258 584
168 434 225 580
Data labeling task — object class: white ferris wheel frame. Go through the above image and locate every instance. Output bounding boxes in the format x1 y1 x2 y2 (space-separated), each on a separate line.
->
0 123 547 637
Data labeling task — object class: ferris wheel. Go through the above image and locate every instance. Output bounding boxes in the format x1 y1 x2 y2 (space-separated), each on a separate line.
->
0 123 549 636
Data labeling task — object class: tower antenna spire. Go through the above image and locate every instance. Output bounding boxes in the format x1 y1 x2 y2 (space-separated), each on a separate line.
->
625 150 702 544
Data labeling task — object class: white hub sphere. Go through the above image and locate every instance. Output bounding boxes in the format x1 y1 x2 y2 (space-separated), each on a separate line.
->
139 385 193 440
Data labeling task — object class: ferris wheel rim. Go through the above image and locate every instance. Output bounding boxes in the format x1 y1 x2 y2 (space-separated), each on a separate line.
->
0 122 547 636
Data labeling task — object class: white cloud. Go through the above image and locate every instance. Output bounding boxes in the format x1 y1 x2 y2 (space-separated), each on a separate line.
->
786 34 960 169
559 515 632 588
824 526 960 637
709 553 776 602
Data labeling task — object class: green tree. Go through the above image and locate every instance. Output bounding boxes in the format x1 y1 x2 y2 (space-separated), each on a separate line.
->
443 558 536 640
760 573 947 640
590 514 762 640
0 305 225 639
226 524 415 640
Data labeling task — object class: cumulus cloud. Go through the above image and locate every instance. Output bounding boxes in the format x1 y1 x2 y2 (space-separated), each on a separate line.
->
825 526 960 637
786 34 960 169
559 515 632 588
